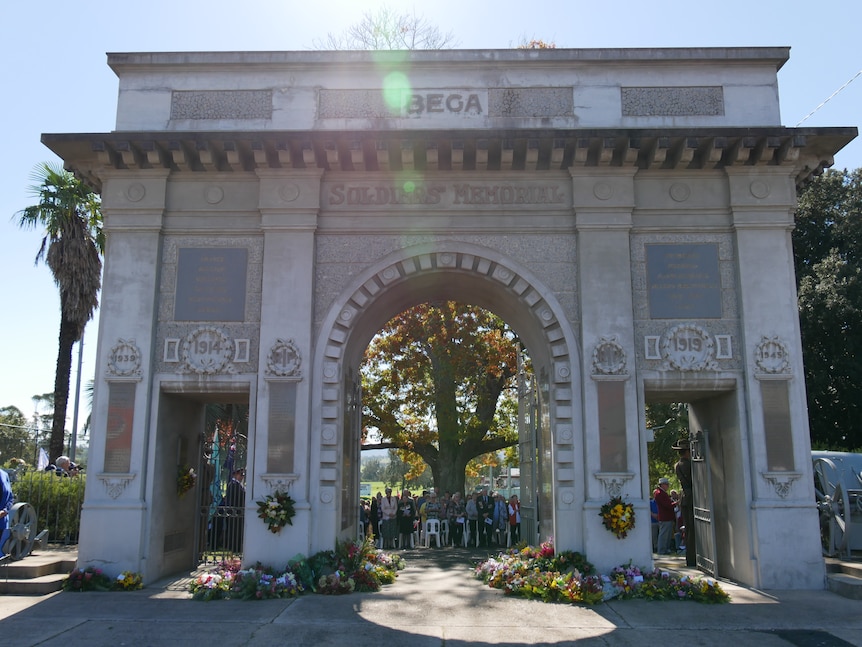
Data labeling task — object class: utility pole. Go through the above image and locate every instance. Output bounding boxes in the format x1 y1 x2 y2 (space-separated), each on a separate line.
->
69 332 84 462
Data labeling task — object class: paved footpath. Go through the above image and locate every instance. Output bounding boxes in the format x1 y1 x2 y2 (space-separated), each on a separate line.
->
2 548 861 646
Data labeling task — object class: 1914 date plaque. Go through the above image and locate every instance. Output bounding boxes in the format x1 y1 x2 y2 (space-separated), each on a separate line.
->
646 243 721 319
175 248 247 321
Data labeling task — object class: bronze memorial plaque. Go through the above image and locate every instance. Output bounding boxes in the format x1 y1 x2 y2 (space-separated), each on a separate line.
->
175 248 248 322
761 380 794 471
267 382 297 473
598 381 626 472
646 243 721 319
104 382 136 473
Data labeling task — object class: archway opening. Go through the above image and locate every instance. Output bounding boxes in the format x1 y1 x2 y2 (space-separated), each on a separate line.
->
314 245 580 554
153 389 249 578
356 300 538 549
644 387 743 580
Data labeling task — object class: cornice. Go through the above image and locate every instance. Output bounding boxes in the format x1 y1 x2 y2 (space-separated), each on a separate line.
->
41 126 856 193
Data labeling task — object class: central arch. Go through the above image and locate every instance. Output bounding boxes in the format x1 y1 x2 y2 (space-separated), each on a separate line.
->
310 241 584 553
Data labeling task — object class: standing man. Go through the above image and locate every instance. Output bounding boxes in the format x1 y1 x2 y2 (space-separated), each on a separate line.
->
674 438 696 567
653 477 676 555
476 487 493 547
380 487 398 549
222 468 246 552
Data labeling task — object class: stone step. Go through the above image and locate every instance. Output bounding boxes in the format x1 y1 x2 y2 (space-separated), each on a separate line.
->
0 549 77 596
825 559 862 579
0 572 68 595
2 556 77 579
824 557 862 599
826 572 862 600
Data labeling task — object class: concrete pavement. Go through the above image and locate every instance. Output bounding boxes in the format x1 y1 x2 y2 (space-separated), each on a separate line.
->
1 548 861 646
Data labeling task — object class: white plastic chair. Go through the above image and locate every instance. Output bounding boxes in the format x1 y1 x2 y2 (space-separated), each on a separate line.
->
424 519 441 548
440 519 450 546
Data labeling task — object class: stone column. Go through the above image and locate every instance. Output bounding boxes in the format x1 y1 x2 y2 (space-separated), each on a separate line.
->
244 169 322 566
77 170 168 577
572 169 649 571
727 166 824 588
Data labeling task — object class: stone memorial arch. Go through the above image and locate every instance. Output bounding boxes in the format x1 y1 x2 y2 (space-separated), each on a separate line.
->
44 48 854 589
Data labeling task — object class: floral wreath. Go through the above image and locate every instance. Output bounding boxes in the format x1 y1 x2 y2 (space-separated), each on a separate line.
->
177 464 197 498
599 495 635 539
256 490 297 533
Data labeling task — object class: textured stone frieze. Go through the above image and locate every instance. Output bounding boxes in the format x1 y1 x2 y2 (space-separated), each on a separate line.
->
171 90 272 120
318 90 394 119
488 88 572 118
621 86 724 117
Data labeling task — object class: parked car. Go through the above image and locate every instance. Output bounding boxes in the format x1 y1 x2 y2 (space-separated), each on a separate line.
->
812 450 862 557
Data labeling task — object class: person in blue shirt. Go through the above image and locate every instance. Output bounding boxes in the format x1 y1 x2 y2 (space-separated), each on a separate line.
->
0 454 15 557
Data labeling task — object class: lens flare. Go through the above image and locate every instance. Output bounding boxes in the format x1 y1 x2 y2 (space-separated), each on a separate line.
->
382 71 410 112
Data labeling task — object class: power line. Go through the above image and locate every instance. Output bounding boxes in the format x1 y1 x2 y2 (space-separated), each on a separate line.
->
796 68 862 127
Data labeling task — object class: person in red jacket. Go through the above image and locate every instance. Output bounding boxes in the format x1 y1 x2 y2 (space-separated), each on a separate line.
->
653 477 676 555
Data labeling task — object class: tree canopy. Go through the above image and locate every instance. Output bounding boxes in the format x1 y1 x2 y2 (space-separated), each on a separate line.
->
315 6 457 50
793 168 862 450
361 301 521 495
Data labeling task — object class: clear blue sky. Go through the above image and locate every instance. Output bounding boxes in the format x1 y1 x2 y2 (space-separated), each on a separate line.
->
2 0 860 427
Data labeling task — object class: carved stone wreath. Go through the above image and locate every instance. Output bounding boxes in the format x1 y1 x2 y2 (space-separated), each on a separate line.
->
592 336 627 375
266 338 302 377
754 335 790 374
182 326 235 374
107 339 142 377
661 324 717 372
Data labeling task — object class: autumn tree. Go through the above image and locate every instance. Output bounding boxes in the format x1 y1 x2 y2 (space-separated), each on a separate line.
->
793 168 862 450
315 6 457 50
361 301 521 496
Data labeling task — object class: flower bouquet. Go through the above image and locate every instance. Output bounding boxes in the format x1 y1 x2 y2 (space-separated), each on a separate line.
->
177 464 197 498
256 491 296 533
599 496 635 539
62 566 114 592
115 570 144 591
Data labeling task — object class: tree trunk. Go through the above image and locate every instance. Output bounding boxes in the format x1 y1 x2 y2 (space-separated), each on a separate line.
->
436 447 469 496
50 316 77 461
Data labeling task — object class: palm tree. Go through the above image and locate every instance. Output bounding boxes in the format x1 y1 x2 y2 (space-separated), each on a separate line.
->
17 162 103 462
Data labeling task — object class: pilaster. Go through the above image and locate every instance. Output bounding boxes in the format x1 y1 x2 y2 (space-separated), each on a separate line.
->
245 168 322 565
572 169 651 571
727 166 823 588
78 169 168 578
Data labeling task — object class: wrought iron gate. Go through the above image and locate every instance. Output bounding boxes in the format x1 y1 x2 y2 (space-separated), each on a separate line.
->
691 428 717 575
197 411 248 564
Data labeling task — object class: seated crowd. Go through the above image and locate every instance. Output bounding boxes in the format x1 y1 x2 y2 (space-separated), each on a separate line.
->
361 486 521 549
